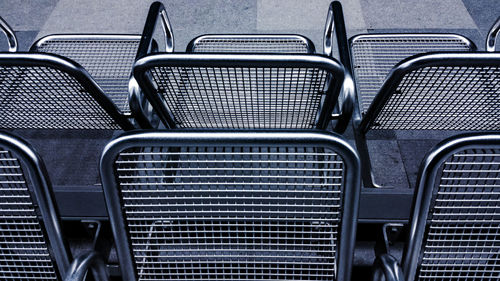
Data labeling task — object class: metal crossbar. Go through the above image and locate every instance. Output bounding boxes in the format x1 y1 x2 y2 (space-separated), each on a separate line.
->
0 148 58 280
133 54 345 129
350 34 473 113
365 53 500 131
101 131 360 281
417 148 500 281
33 35 141 113
188 35 314 54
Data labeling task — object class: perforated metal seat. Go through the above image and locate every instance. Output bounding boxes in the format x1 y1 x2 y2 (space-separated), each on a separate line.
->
133 54 348 130
187 34 315 53
0 130 107 281
100 130 361 281
373 133 500 281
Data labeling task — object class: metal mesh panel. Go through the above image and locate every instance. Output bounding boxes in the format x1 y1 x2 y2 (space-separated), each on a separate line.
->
351 35 471 112
36 37 140 113
0 65 121 130
150 67 330 129
115 145 344 281
371 65 500 130
417 148 500 281
0 148 59 280
191 37 310 53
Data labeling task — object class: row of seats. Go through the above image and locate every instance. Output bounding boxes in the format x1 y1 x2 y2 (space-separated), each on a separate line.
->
1 129 499 281
0 1 498 281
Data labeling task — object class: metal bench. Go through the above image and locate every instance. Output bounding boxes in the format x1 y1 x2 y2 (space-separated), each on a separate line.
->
100 130 360 281
0 130 107 281
331 1 500 187
30 2 174 129
373 133 500 281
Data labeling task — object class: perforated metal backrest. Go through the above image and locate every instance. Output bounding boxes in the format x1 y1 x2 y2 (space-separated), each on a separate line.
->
0 131 70 280
187 35 315 54
0 53 134 130
32 35 142 114
350 34 474 113
360 53 500 132
133 54 345 129
403 133 500 281
101 131 360 281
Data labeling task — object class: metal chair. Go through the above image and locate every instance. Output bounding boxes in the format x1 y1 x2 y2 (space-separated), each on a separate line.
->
187 34 315 53
0 16 17 52
331 1 500 187
30 2 174 129
0 130 108 281
133 52 349 131
100 130 361 281
373 133 500 281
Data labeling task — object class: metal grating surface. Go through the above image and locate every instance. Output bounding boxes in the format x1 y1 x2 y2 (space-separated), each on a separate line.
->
371 65 500 130
150 67 330 129
0 65 121 130
417 148 500 281
191 37 310 53
0 148 59 280
351 35 471 112
36 38 140 113
115 145 344 281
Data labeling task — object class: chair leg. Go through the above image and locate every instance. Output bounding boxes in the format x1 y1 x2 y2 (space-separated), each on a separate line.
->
353 127 382 188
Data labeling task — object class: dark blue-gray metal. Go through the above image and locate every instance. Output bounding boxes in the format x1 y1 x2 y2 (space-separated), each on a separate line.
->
100 130 361 281
403 133 500 281
0 130 70 280
64 251 108 281
187 34 315 54
0 53 135 130
133 53 347 131
0 16 17 52
486 17 500 52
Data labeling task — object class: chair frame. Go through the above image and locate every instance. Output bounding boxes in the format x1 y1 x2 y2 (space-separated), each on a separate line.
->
100 130 361 281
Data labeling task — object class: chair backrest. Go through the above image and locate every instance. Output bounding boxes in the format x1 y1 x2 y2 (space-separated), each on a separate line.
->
0 130 71 280
32 35 142 114
403 133 500 281
0 53 134 130
187 34 315 53
360 52 500 133
101 130 361 281
133 53 346 129
350 34 474 113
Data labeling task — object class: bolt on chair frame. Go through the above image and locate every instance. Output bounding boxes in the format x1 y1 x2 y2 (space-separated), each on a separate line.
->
100 130 361 281
0 131 108 281
373 133 500 281
331 1 500 188
29 2 174 129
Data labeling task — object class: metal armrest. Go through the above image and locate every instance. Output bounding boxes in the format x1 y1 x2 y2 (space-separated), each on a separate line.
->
323 2 335 56
0 16 17 52
129 77 158 128
136 1 174 59
332 72 354 133
372 254 404 281
64 251 108 281
486 17 500 52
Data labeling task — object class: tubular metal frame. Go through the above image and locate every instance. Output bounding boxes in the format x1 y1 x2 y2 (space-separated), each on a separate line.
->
486 17 500 52
0 52 135 130
133 53 347 131
0 16 17 52
186 34 315 54
100 130 361 281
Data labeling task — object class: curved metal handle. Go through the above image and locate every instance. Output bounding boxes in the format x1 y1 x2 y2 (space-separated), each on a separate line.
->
323 3 334 57
0 16 17 52
486 17 500 52
159 8 174 53
136 2 174 59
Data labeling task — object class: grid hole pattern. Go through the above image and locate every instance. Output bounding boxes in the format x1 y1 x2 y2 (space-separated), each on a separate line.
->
191 37 310 53
150 67 330 128
372 65 500 130
0 65 121 130
417 148 500 281
0 148 59 280
351 35 471 112
115 145 344 281
37 38 140 113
